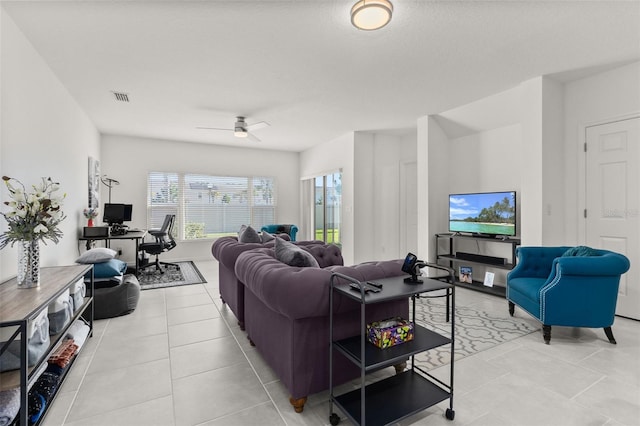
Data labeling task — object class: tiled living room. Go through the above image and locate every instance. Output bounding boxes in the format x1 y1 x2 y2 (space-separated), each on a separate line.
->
3 232 638 426
2 1 640 425
36 259 640 425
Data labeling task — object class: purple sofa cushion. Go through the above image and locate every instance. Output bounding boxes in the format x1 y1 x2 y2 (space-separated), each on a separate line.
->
238 225 262 243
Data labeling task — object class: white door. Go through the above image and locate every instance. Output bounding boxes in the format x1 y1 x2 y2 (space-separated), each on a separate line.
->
400 162 418 255
586 117 639 319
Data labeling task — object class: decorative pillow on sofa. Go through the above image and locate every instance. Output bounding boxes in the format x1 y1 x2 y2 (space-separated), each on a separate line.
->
260 231 275 243
92 258 128 278
562 246 599 257
75 248 117 264
275 237 320 268
238 225 262 243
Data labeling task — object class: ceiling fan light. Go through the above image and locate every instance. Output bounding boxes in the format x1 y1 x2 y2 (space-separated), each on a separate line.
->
351 0 393 31
234 116 248 137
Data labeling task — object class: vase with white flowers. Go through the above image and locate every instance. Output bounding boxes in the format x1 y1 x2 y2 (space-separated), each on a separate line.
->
0 176 66 288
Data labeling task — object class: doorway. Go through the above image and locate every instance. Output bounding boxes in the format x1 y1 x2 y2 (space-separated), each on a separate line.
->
314 172 342 245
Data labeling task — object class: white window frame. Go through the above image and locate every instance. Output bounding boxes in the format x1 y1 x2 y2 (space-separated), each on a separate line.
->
147 172 276 240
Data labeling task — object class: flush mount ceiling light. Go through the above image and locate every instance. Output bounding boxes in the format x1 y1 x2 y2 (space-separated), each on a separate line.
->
351 0 393 31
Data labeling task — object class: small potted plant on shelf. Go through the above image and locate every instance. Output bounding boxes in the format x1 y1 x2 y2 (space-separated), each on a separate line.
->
83 207 99 227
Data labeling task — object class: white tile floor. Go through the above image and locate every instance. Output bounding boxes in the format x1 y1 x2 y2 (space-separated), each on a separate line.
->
42 260 640 426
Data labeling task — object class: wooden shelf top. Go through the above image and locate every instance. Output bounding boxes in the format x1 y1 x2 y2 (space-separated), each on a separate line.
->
0 265 91 325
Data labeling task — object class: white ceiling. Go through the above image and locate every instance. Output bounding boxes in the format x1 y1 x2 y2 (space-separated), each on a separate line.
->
3 0 639 152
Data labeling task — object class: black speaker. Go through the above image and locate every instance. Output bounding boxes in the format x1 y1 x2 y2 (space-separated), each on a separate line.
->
456 252 506 265
83 226 109 238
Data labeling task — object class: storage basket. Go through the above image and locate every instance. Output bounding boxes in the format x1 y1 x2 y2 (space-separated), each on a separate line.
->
366 317 414 349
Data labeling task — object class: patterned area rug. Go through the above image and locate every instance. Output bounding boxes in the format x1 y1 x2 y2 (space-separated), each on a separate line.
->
138 261 207 290
412 295 539 370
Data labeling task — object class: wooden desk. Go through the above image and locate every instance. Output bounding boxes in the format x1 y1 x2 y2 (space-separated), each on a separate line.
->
79 230 147 274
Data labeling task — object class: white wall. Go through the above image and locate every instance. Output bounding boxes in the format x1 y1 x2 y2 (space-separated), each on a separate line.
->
0 9 100 281
100 134 300 263
353 133 375 263
448 124 522 194
564 61 640 244
540 78 565 245
417 116 451 261
518 77 565 246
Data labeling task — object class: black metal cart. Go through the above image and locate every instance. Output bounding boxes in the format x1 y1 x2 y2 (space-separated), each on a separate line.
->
328 265 456 426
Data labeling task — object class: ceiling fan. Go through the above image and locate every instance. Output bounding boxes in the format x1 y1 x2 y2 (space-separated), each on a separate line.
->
197 116 269 142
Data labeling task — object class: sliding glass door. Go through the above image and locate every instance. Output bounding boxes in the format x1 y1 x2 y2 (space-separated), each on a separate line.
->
315 172 341 245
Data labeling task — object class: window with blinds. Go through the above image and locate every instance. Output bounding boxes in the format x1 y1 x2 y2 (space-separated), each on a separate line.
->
147 172 276 240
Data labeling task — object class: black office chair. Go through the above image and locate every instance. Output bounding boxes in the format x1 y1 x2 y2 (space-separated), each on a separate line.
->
139 214 180 274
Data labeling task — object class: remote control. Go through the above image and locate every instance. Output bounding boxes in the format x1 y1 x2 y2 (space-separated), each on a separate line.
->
349 282 381 293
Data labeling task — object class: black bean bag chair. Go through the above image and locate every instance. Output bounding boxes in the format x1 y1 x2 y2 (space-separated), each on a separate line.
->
93 274 140 319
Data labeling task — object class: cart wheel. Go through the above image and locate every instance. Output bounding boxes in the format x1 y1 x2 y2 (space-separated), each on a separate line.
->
445 408 455 420
329 413 340 425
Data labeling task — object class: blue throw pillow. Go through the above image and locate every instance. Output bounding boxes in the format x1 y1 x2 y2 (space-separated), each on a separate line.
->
562 246 599 257
92 259 127 278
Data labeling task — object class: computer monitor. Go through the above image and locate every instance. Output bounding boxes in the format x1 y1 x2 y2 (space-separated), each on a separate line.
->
123 204 132 221
103 203 132 225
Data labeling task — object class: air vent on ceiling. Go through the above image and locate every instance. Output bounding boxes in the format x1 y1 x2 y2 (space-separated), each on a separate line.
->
112 91 130 102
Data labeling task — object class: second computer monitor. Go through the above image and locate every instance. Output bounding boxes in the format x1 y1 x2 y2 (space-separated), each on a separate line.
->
103 203 132 225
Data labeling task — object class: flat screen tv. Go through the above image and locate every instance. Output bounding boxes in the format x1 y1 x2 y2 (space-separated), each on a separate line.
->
449 191 516 237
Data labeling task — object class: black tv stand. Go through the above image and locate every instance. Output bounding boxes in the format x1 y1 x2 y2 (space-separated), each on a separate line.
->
471 233 496 239
435 233 520 297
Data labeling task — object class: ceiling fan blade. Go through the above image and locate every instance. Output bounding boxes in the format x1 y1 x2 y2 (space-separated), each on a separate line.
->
247 132 261 142
196 126 232 131
246 121 270 132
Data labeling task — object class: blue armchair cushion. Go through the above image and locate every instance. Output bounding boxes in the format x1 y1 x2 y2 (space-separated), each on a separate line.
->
561 246 599 257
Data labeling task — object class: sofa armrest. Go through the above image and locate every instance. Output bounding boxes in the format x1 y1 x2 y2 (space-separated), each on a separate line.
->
211 236 266 270
553 251 630 277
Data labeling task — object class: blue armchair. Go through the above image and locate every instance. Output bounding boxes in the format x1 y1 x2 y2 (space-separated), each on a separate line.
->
507 246 630 344
261 224 298 241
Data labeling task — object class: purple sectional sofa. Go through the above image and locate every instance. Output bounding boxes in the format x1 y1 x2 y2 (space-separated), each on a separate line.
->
211 236 341 329
234 247 409 413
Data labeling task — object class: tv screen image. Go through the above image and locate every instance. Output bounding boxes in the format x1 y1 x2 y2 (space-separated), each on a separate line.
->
449 191 516 237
